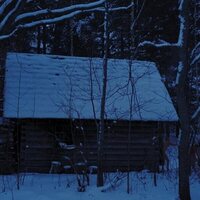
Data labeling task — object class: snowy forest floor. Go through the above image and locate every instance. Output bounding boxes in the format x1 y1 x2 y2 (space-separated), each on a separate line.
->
0 146 200 200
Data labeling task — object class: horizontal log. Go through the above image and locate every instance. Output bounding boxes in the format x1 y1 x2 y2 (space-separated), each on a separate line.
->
22 144 54 149
21 160 51 166
20 166 50 173
21 147 54 153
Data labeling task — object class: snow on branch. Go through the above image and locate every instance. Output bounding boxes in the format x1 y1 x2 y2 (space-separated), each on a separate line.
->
110 3 134 11
190 54 200 66
15 0 106 23
0 0 13 16
0 0 133 41
175 61 183 85
139 40 178 48
178 0 184 11
0 9 100 40
139 0 185 49
59 142 76 150
15 2 133 25
192 106 200 120
0 0 23 31
177 15 185 47
0 29 17 40
93 4 133 12
191 42 200 58
0 0 105 39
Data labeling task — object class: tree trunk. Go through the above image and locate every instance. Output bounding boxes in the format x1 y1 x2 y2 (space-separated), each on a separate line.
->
127 0 137 193
0 41 8 116
0 42 7 68
37 26 41 54
70 0 74 56
177 0 191 199
97 0 109 187
42 25 47 54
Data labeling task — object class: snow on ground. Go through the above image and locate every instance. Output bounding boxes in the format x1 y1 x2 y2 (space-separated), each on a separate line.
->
0 171 199 200
0 147 200 200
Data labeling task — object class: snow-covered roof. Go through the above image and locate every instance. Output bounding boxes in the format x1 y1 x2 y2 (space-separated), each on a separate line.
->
3 53 178 121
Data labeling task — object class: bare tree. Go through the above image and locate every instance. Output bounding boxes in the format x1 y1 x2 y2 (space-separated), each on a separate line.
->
139 0 192 199
126 0 146 193
97 0 109 187
177 1 191 199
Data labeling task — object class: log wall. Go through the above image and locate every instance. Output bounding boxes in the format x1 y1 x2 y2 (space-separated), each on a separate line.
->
0 120 16 174
19 119 162 173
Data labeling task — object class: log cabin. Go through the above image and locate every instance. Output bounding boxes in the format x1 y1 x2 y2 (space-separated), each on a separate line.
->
0 52 178 174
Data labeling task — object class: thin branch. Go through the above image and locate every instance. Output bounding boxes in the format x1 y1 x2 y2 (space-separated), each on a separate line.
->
190 42 200 58
192 106 200 120
190 53 200 66
131 0 146 30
